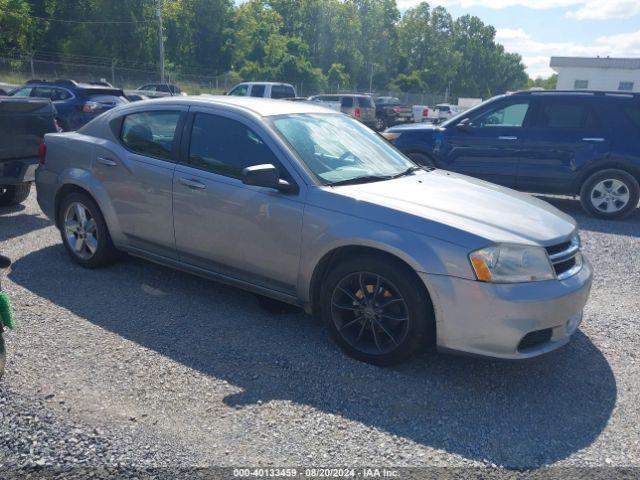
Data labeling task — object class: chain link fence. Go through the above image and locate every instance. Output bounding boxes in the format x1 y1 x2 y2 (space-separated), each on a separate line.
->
0 50 448 106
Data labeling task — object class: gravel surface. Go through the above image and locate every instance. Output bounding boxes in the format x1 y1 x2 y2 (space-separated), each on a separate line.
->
0 192 638 476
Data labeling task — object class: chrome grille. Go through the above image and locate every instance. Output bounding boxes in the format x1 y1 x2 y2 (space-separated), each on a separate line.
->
546 235 582 280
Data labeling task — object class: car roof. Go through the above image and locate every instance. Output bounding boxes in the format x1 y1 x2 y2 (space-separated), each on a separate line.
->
135 95 339 117
236 82 294 87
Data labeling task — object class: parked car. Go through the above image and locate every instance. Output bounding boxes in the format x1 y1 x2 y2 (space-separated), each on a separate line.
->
135 83 183 98
374 96 413 131
9 79 128 131
309 94 377 129
227 82 296 99
1 97 58 206
412 105 437 123
432 103 460 123
36 96 591 365
387 90 640 219
0 254 11 379
125 93 150 102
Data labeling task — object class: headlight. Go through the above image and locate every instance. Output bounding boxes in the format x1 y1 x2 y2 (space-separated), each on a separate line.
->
469 244 555 283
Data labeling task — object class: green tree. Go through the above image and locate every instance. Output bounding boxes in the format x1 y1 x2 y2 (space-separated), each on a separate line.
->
327 63 350 91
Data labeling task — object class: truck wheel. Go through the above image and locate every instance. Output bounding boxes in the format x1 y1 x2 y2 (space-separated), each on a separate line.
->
321 255 434 366
58 192 119 268
374 117 386 131
0 183 32 207
0 332 5 379
579 169 639 219
407 152 435 168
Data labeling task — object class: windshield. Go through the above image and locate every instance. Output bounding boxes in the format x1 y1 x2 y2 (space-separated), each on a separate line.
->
271 113 416 185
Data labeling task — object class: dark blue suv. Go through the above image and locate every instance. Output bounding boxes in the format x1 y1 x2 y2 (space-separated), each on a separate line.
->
9 79 128 131
387 90 640 219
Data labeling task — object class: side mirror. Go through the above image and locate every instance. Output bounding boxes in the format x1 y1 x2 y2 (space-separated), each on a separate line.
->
456 117 473 131
242 164 296 193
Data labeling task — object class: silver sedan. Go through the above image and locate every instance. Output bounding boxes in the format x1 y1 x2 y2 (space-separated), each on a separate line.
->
35 96 592 365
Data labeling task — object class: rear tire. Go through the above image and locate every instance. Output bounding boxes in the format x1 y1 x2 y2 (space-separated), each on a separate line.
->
0 183 31 207
407 152 435 168
374 117 386 132
579 169 639 219
58 192 119 268
320 255 434 366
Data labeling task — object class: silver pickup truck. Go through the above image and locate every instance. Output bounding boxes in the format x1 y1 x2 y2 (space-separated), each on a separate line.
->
0 97 58 206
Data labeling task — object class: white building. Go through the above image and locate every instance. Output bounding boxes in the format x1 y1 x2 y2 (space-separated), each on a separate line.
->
550 56 640 92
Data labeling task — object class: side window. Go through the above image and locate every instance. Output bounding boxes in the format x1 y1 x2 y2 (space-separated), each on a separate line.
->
51 88 72 101
271 85 295 99
32 87 53 99
250 85 266 97
341 97 354 108
228 85 249 96
623 104 640 131
472 101 530 128
121 111 181 161
188 113 280 179
574 80 589 89
535 102 598 130
11 87 33 97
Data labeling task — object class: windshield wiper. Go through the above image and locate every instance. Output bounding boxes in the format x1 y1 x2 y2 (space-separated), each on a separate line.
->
389 165 424 179
326 175 393 187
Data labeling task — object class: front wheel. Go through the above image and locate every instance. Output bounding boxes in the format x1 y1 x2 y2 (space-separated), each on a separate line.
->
321 255 434 366
579 169 639 219
374 117 386 132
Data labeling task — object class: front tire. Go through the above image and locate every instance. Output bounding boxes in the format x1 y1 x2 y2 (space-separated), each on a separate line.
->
579 169 639 219
0 183 31 207
58 192 119 268
374 117 386 132
320 255 434 366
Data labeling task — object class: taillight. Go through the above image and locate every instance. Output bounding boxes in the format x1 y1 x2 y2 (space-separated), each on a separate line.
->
422 107 429 118
82 101 98 113
393 106 401 114
354 107 361 119
38 142 47 165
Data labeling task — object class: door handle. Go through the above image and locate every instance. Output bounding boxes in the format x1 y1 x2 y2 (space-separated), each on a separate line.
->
582 137 605 142
178 177 206 190
96 156 117 166
498 136 518 140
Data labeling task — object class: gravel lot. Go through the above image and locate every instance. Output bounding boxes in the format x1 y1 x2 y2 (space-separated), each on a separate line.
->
0 191 638 475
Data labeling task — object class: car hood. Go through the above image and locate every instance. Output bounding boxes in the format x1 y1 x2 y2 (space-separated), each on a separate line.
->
313 169 576 249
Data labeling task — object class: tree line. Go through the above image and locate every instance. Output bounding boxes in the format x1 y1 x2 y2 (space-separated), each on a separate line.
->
1 0 540 97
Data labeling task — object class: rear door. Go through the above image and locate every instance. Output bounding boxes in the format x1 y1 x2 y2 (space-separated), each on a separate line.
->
437 97 534 187
517 96 610 194
94 107 186 258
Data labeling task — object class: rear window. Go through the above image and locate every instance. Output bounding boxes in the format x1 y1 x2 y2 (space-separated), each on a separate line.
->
356 96 374 108
536 102 599 129
120 111 181 161
271 85 295 99
341 97 354 108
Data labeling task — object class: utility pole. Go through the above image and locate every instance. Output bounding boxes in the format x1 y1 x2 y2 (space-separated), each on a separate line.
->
369 63 374 94
157 0 165 84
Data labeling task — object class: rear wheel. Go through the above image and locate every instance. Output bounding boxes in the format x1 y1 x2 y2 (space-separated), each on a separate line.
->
374 117 386 131
0 183 31 207
579 169 639 219
58 192 119 268
321 255 433 366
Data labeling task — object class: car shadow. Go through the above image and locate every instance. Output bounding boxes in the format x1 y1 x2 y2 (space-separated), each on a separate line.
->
0 210 53 242
10 245 617 468
536 195 640 238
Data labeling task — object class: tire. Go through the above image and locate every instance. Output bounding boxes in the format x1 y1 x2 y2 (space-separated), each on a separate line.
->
58 192 119 268
407 152 435 168
374 117 386 132
0 332 5 380
579 169 640 219
0 183 32 207
320 254 434 366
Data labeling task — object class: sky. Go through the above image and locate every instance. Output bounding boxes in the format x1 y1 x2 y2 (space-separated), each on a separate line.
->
397 0 640 78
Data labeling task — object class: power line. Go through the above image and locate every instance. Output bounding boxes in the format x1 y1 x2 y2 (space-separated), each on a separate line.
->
3 10 155 24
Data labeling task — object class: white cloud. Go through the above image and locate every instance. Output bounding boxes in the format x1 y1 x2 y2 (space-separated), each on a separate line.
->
495 27 640 77
397 0 640 20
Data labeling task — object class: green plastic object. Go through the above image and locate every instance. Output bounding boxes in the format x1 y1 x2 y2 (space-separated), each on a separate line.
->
0 291 14 330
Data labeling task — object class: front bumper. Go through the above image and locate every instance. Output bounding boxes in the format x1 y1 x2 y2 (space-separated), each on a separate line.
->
421 256 593 359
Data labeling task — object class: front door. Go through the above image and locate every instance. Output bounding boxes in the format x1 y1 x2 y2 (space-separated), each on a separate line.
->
172 110 304 294
93 108 185 258
437 98 534 187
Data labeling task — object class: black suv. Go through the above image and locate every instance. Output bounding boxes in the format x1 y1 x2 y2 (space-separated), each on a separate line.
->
388 90 640 219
